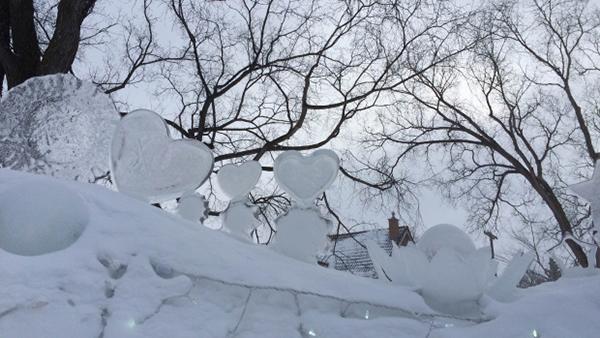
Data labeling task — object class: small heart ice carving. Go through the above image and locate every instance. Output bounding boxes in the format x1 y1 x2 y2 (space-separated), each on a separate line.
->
217 161 262 201
274 149 339 207
110 109 214 203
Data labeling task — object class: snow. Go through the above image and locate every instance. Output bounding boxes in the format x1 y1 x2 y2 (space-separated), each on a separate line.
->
417 224 477 259
0 169 599 337
436 276 600 338
272 207 332 263
0 179 88 256
110 109 214 203
0 169 434 338
274 150 339 208
217 161 262 201
0 74 118 182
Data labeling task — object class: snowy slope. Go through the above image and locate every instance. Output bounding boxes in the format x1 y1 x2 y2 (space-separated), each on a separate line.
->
0 169 598 338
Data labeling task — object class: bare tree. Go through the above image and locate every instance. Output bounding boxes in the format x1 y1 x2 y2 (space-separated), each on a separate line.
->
366 0 600 268
87 0 474 242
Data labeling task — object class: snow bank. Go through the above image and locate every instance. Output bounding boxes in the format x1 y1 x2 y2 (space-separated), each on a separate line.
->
0 170 435 338
0 169 598 338
435 276 600 338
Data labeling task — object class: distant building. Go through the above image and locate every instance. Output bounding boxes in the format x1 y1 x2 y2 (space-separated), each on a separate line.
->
324 213 414 278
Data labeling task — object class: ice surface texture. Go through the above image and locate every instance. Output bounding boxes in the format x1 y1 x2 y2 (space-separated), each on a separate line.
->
0 74 118 182
274 150 339 207
217 161 262 201
110 109 214 203
0 180 88 256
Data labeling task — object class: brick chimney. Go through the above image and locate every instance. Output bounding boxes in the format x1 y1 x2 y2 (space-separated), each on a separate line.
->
388 212 401 245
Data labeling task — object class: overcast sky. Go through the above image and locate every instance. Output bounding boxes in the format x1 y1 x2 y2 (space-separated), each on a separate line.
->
5 0 597 259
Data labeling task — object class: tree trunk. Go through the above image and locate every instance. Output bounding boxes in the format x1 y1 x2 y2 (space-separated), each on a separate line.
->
7 0 41 86
0 0 96 95
531 178 589 267
0 0 13 94
39 0 96 75
0 0 7 97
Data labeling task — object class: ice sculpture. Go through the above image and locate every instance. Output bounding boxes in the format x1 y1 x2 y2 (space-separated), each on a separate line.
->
110 109 214 203
217 161 262 201
368 224 531 315
217 161 262 240
175 193 209 223
0 74 119 182
222 202 260 241
417 223 476 259
271 208 333 263
274 150 339 208
487 251 535 302
271 150 339 262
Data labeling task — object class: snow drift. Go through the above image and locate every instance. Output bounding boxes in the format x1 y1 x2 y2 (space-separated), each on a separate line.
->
0 169 598 338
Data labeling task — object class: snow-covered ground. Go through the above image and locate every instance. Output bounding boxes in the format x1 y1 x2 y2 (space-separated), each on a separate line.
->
0 169 598 338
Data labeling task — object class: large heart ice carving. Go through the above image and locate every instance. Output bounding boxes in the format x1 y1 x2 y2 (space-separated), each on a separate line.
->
274 149 339 207
110 109 214 203
217 160 262 201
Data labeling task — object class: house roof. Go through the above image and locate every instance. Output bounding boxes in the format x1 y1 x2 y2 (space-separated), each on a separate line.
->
326 226 412 278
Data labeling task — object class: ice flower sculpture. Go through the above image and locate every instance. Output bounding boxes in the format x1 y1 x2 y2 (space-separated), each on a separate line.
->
368 224 531 315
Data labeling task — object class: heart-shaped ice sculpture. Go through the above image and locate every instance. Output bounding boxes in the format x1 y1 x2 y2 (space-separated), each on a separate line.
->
217 160 262 201
110 109 214 203
274 149 339 207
